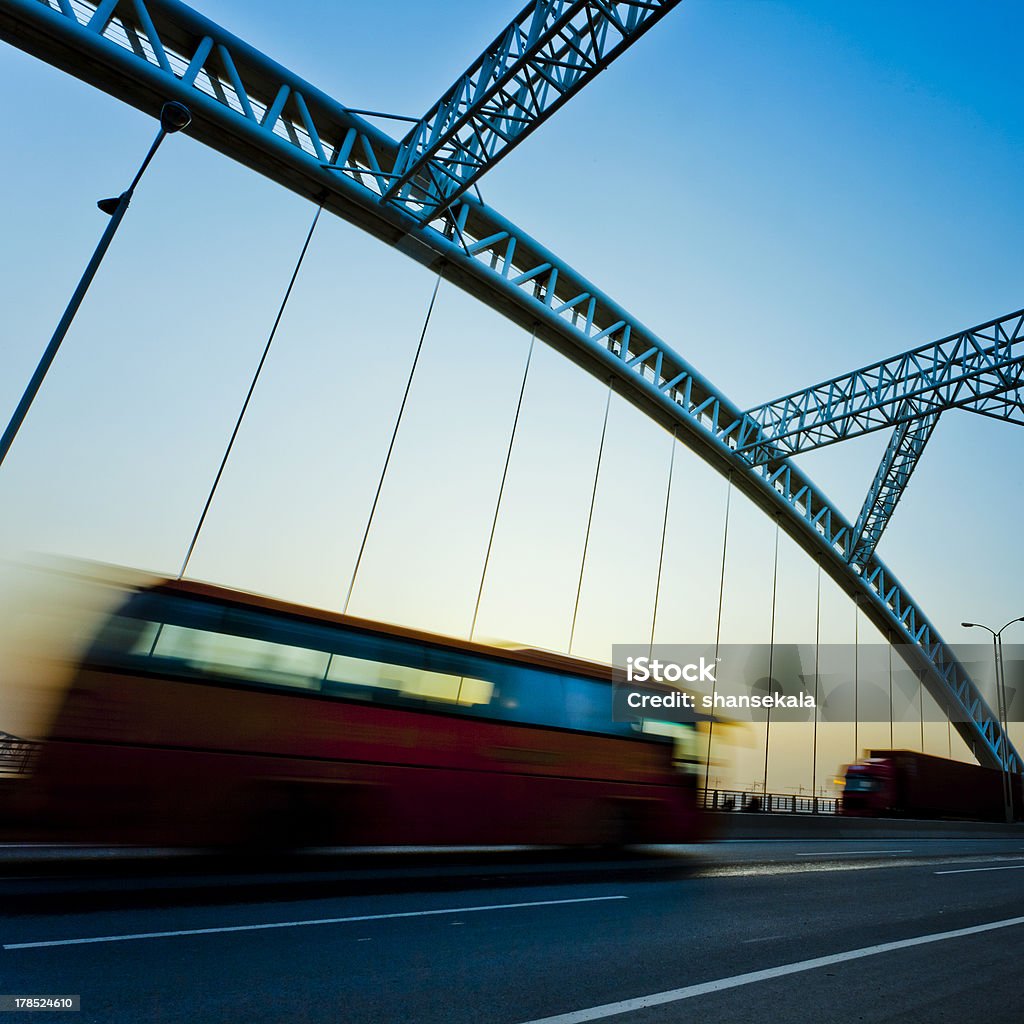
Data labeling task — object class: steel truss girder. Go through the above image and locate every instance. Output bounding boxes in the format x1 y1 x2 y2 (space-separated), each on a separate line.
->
2 0 1017 772
966 390 1024 426
848 411 939 571
735 309 1024 461
384 0 682 221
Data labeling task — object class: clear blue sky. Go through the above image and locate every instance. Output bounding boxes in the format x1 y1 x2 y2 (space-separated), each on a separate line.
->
1 1 1022 784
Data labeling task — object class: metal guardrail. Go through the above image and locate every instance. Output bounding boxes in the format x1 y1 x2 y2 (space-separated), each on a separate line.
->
703 789 838 815
0 736 39 775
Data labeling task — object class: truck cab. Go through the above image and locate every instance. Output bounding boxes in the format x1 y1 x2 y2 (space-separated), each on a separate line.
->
840 757 895 815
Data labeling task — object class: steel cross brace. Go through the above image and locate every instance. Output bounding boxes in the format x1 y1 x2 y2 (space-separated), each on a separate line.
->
383 0 682 222
733 308 1024 461
728 309 1024 568
847 410 939 570
1 0 1018 772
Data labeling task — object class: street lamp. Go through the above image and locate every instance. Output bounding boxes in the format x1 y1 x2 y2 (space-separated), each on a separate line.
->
962 616 1024 823
0 101 192 470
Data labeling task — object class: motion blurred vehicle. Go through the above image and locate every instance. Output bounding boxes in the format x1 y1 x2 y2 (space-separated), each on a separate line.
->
5 579 704 847
840 749 1023 821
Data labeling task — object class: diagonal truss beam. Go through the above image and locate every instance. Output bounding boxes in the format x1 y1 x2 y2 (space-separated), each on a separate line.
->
1 0 1017 773
965 389 1024 427
383 0 682 222
847 410 939 570
733 309 1024 461
731 309 1024 569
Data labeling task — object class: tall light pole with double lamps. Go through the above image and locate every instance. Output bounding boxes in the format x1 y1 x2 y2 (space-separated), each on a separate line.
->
962 616 1024 823
0 101 192 471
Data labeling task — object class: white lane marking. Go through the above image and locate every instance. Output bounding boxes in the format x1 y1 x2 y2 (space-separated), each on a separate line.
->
3 895 627 950
936 864 1024 876
794 850 913 857
702 853 1024 879
514 915 1024 1024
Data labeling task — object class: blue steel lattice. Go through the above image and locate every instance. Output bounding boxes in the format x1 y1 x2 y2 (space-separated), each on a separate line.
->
848 411 939 570
733 310 1024 569
735 310 1024 461
383 0 682 221
0 0 1017 772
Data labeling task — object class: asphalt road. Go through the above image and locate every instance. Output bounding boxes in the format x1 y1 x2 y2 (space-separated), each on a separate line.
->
3 838 1024 1023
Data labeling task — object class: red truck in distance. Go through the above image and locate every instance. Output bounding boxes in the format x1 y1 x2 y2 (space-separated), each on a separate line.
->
841 749 1023 822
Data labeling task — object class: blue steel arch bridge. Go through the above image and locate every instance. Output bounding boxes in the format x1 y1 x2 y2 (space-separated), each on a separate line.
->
1 0 1021 782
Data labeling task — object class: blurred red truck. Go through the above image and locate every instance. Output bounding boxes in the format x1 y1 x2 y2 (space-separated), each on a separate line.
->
840 749 1022 822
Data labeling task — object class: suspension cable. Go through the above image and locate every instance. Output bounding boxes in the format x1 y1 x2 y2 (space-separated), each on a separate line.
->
703 473 732 796
854 595 860 759
342 267 444 614
568 380 613 655
648 429 677 653
811 557 822 801
762 515 781 797
178 203 324 580
888 629 894 750
470 328 536 639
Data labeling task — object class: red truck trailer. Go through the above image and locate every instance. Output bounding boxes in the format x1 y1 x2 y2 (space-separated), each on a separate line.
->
840 749 1023 821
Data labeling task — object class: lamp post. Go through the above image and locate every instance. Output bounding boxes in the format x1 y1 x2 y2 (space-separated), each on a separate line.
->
962 616 1024 823
0 101 192 471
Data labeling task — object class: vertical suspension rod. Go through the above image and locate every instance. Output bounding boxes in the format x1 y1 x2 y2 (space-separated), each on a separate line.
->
469 327 536 639
811 558 821 804
342 268 444 614
179 204 324 579
648 429 677 653
703 474 732 797
568 381 613 655
762 516 781 798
